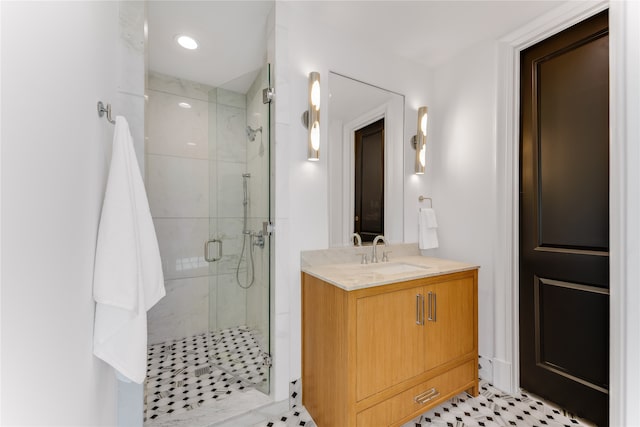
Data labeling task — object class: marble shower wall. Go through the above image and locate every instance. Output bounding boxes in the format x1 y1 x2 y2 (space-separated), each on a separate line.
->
245 66 270 347
146 72 257 344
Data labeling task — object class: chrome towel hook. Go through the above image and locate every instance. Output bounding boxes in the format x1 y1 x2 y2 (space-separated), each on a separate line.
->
97 101 116 124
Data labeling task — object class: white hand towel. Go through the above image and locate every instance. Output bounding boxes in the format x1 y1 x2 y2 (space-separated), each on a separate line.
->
93 116 165 383
418 208 439 250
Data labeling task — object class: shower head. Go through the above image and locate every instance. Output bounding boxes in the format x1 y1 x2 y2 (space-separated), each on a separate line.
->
246 125 263 142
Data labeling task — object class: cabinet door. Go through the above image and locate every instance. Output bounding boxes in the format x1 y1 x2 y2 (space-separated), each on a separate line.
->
356 287 426 401
425 277 475 371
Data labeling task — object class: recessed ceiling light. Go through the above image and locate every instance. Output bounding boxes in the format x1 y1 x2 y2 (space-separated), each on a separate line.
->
175 34 198 50
178 102 192 109
187 142 197 146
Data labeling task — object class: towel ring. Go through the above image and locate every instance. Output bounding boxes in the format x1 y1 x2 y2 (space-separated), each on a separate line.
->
418 196 433 208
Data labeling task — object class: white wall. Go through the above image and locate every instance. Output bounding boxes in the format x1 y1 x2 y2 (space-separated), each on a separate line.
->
429 40 498 377
1 1 122 425
272 3 432 399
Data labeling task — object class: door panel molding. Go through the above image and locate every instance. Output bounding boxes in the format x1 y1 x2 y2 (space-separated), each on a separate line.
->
534 246 609 257
536 277 610 295
532 276 610 388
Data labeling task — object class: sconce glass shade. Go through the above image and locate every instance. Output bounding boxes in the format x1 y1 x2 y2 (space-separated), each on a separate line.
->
415 106 428 174
307 72 320 161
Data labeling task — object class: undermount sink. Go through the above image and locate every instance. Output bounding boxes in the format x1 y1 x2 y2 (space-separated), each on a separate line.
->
362 262 430 275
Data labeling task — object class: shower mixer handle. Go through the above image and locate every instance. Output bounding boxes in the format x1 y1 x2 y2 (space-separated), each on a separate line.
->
204 239 222 262
252 231 265 249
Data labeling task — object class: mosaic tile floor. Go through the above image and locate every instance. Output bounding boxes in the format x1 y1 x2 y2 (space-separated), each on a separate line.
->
250 380 592 427
145 326 268 422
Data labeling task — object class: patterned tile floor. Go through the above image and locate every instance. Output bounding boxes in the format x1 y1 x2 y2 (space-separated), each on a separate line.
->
145 326 268 422
250 380 592 427
145 330 593 427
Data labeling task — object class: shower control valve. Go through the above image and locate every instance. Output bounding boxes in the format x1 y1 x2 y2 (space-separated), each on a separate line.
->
252 231 265 249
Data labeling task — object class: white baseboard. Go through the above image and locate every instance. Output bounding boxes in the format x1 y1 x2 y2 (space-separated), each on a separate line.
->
492 358 514 394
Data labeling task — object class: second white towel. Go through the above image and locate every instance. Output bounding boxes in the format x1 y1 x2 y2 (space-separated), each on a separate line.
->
418 208 439 250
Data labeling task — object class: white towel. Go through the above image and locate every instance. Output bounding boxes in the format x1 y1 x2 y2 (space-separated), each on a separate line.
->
93 116 165 383
418 208 439 250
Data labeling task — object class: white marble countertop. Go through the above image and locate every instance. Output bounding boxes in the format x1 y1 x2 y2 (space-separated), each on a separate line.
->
301 255 479 291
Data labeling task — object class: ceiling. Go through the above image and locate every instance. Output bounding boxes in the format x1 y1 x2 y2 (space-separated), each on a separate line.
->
147 1 273 92
147 1 565 92
288 1 566 69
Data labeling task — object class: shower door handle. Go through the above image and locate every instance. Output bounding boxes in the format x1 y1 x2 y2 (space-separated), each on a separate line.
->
204 239 222 262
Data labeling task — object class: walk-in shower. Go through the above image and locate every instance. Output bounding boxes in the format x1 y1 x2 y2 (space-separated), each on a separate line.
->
144 1 273 423
144 62 272 425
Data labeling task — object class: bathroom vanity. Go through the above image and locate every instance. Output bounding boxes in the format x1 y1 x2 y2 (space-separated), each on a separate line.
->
301 252 478 427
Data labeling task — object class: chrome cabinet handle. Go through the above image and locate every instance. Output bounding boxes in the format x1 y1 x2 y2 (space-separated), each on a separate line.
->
204 239 222 262
416 294 425 325
433 292 437 322
414 388 440 404
427 291 437 322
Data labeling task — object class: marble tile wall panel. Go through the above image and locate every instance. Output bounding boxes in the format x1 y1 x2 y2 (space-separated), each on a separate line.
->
247 154 269 219
246 67 268 164
146 89 209 159
216 87 247 109
208 90 218 161
215 274 247 329
245 223 270 344
117 0 145 97
147 154 209 218
217 104 247 163
208 278 217 332
148 71 212 101
212 217 245 277
147 276 209 345
216 162 245 219
246 66 266 108
153 218 210 280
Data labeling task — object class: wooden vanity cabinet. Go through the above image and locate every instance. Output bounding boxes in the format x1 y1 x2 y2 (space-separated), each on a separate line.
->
302 269 478 427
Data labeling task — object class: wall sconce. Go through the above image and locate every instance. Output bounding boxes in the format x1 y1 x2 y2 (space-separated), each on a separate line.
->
301 71 320 161
410 106 428 174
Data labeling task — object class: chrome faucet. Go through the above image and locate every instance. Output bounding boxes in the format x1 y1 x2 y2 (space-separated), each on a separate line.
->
371 235 387 263
351 233 362 247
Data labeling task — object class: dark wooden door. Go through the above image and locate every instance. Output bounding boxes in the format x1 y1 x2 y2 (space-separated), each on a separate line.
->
354 118 384 243
519 10 609 426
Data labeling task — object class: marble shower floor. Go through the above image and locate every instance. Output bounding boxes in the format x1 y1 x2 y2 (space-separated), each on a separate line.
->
144 326 269 425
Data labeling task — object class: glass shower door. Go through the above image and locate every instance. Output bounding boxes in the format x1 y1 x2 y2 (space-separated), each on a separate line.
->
206 63 271 394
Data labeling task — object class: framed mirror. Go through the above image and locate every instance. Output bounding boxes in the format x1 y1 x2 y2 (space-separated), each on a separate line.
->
328 72 405 247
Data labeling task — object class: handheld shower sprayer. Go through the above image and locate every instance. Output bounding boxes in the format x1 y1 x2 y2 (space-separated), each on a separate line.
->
236 172 264 289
